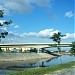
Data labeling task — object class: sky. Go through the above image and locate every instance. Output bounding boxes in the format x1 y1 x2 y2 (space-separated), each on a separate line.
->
0 0 75 44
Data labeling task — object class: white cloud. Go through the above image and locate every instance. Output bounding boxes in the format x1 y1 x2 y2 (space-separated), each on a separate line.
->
0 20 5 24
65 11 74 18
8 31 15 36
20 28 59 38
1 28 75 41
4 28 59 39
0 20 7 32
1 27 7 31
30 0 50 6
0 0 51 13
8 31 20 37
14 25 19 28
7 28 75 40
18 29 75 40
62 33 75 39
1 28 75 43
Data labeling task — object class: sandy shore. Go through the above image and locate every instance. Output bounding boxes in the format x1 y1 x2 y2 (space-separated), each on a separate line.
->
0 53 56 62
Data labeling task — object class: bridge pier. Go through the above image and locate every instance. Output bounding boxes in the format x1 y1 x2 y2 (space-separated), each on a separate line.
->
41 48 45 53
37 48 40 53
6 47 9 51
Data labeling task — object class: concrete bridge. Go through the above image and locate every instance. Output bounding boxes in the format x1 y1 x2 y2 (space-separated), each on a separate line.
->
0 43 72 53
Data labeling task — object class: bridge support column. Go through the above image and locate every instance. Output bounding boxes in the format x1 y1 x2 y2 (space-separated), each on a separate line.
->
37 48 40 53
6 47 9 51
6 47 8 51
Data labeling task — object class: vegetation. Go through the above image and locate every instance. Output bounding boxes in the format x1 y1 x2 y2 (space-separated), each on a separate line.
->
70 41 75 54
30 48 37 53
7 61 75 75
0 10 12 51
50 32 66 52
0 10 12 40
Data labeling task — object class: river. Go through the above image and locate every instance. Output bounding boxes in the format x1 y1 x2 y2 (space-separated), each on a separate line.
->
0 54 75 75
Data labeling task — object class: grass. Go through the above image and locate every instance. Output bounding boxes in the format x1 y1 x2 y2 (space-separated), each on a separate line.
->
7 61 75 75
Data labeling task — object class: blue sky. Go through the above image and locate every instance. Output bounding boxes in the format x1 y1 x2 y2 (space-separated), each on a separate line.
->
0 0 74 44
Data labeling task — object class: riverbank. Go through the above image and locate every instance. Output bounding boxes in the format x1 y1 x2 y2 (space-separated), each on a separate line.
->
49 66 75 75
0 53 55 61
7 61 75 75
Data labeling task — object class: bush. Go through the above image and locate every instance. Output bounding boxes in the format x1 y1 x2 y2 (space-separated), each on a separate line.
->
70 41 75 54
30 48 37 53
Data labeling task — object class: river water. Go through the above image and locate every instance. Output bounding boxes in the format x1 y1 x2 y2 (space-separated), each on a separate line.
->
0 70 16 75
0 54 75 75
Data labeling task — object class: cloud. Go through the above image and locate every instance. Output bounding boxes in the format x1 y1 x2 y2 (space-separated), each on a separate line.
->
8 31 15 36
30 0 50 6
0 20 7 32
5 28 59 40
8 31 20 37
1 28 75 43
0 20 5 24
16 29 75 40
0 27 7 31
14 25 19 28
62 33 75 39
65 11 74 18
0 0 51 13
20 28 59 38
1 28 75 40
7 28 75 40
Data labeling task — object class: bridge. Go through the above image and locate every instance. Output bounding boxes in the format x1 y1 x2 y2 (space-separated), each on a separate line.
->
0 43 72 53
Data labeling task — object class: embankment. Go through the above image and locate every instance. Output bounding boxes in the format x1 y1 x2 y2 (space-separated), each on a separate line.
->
0 53 55 61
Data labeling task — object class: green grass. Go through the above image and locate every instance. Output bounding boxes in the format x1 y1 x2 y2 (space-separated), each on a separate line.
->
7 61 75 75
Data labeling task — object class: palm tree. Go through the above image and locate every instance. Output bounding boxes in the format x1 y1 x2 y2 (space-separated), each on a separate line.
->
50 32 66 65
50 32 66 52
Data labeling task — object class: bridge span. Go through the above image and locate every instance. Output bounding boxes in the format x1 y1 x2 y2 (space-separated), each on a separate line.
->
0 43 72 53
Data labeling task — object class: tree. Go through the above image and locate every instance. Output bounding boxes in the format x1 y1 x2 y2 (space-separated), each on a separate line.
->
0 10 12 51
70 41 75 54
50 32 66 52
50 32 66 65
0 10 12 41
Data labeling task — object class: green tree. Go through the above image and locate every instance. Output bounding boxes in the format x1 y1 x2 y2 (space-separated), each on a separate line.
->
0 10 12 39
0 10 12 51
50 32 66 52
50 32 66 65
70 41 75 54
